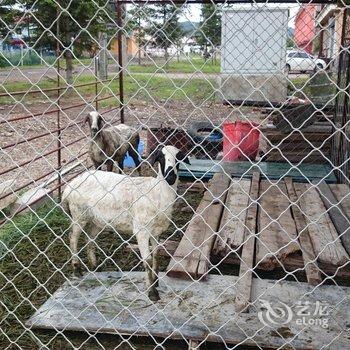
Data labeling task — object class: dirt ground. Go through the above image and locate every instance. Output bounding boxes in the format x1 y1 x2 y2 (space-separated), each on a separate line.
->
0 95 264 193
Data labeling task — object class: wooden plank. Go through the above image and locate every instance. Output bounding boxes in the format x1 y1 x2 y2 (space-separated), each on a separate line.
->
265 132 332 143
235 171 259 313
262 123 333 134
265 153 328 164
42 160 84 187
256 180 300 270
0 179 17 211
328 184 350 255
294 183 349 266
284 178 322 285
167 173 230 279
213 179 251 257
27 271 350 350
269 142 330 150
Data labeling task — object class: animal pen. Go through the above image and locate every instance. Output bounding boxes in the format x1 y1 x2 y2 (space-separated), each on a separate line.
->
0 0 350 349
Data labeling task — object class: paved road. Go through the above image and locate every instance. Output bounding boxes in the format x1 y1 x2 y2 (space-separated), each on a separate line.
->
0 64 98 83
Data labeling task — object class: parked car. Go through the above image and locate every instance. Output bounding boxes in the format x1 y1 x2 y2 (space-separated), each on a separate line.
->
286 51 327 73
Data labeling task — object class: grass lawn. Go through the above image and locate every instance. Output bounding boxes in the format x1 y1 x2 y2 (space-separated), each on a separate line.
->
128 57 220 74
0 67 334 107
0 73 217 106
0 202 144 348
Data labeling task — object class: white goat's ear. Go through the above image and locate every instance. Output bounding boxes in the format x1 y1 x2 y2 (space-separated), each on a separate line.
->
177 151 190 165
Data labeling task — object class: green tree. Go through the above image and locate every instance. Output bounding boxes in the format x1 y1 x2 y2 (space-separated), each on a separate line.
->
197 4 221 61
148 4 183 66
15 0 113 84
0 1 21 38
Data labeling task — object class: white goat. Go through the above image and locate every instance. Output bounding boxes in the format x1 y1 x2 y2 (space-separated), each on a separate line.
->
62 145 190 301
85 111 140 173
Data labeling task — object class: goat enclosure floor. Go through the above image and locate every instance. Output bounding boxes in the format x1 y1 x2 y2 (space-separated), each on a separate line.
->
0 98 262 190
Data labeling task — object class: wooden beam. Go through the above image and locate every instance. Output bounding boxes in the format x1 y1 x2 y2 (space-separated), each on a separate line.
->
284 177 322 286
42 160 84 188
213 179 251 257
256 180 300 270
167 173 231 279
294 183 349 266
235 171 260 313
0 179 17 211
317 182 350 256
126 240 350 279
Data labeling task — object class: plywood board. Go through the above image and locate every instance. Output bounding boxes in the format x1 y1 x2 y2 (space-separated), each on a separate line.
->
294 183 349 266
256 180 300 270
27 272 350 349
213 178 251 256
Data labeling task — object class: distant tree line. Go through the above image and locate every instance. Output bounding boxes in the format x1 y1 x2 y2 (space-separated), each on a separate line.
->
126 3 222 64
1 2 222 78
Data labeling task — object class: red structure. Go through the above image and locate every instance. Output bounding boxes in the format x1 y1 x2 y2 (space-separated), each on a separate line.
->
294 5 317 54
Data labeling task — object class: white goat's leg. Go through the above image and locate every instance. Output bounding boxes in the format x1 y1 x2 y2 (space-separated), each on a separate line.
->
136 231 160 302
86 226 99 270
150 236 159 287
70 223 83 277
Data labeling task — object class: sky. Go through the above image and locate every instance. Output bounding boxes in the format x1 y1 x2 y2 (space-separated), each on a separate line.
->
179 3 300 28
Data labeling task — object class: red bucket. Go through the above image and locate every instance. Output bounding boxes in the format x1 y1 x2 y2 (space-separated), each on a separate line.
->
223 121 260 161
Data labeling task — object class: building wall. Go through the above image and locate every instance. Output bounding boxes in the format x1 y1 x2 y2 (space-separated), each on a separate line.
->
110 35 140 58
317 7 350 59
294 5 317 53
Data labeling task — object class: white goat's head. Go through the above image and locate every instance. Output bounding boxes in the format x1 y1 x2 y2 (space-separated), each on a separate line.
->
85 111 104 137
151 145 190 185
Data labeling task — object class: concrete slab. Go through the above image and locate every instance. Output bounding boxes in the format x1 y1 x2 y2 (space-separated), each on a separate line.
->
220 73 287 103
27 272 350 349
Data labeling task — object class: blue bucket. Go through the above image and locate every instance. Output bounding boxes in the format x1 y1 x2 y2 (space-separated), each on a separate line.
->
123 141 144 167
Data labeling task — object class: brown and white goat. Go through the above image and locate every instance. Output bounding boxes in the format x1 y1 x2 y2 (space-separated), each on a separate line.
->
85 111 140 173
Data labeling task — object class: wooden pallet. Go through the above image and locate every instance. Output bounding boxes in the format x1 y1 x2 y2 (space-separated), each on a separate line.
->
261 122 332 163
166 175 350 291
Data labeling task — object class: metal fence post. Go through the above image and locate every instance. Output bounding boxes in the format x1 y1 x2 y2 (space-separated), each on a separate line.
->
117 0 124 124
56 9 62 200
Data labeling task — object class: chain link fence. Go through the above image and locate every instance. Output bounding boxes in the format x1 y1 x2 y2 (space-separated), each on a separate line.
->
1 1 350 349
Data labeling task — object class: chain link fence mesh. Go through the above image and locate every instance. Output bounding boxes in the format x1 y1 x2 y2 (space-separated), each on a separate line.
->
1 1 350 349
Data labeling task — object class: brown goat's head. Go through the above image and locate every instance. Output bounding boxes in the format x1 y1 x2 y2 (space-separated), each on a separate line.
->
85 111 104 137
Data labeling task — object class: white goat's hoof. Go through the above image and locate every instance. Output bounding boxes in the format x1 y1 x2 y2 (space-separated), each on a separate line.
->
148 288 160 302
73 264 83 278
